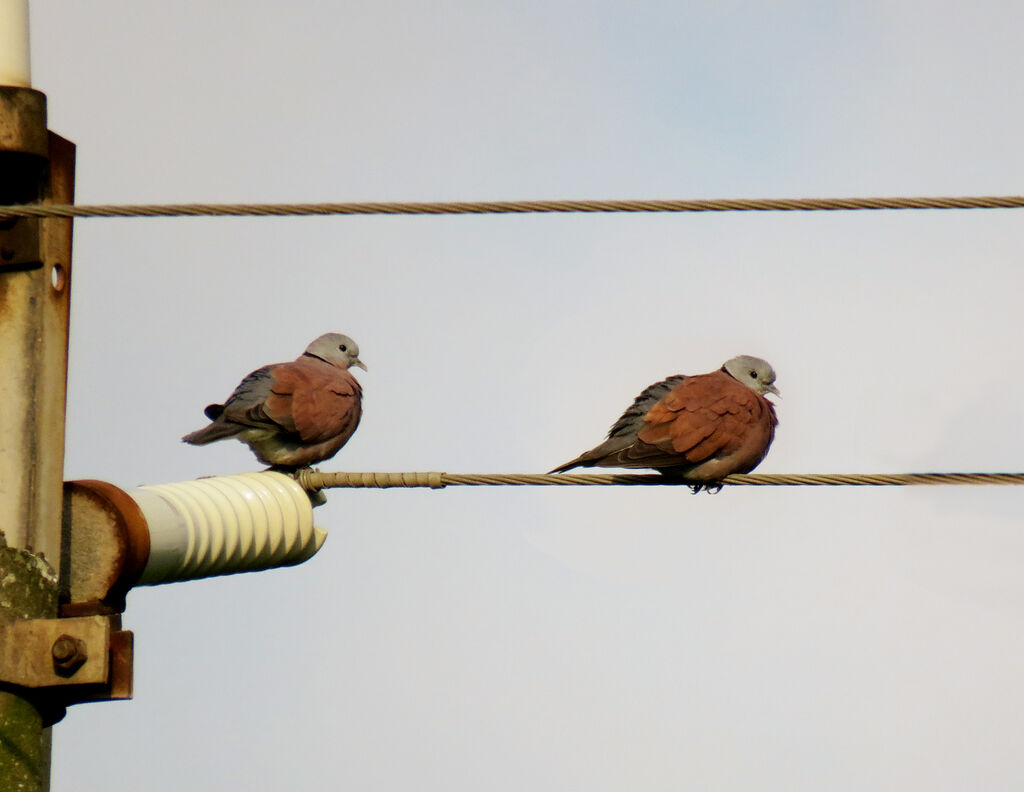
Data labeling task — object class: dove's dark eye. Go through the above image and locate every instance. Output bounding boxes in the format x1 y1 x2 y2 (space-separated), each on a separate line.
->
749 371 757 378
339 344 348 352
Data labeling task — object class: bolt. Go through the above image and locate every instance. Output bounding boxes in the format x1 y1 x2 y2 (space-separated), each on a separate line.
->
52 634 87 675
51 636 76 662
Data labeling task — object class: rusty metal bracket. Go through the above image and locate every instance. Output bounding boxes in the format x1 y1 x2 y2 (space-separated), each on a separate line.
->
0 614 132 717
0 615 109 687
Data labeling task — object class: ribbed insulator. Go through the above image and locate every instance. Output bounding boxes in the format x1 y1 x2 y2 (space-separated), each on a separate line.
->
130 472 326 585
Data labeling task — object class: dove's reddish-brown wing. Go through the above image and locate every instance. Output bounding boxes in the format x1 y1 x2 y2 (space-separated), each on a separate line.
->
259 357 362 444
550 368 777 479
630 370 775 474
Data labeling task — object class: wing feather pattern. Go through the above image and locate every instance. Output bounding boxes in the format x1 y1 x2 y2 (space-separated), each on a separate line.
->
551 369 777 483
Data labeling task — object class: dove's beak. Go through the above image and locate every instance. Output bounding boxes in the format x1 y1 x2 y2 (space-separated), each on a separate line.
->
353 358 368 372
766 384 780 397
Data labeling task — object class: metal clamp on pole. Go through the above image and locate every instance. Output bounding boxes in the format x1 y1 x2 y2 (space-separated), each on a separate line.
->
0 537 130 729
0 614 132 693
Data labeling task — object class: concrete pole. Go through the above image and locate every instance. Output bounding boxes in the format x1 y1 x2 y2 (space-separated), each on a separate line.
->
0 3 76 788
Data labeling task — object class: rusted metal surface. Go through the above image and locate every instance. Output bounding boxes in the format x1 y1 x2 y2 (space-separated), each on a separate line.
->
0 131 74 567
0 108 79 790
33 134 75 565
60 480 150 616
50 481 139 707
105 628 133 701
0 612 132 725
0 615 109 688
64 626 134 705
50 634 87 675
0 88 76 789
0 86 47 157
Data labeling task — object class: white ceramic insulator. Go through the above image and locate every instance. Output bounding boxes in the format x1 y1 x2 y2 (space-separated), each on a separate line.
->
0 0 31 87
130 472 327 585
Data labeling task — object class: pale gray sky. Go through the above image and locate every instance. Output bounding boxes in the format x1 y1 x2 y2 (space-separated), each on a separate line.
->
28 1 1024 789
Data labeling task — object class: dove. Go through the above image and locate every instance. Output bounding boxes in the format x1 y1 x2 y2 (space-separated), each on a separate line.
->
182 333 366 468
550 355 778 491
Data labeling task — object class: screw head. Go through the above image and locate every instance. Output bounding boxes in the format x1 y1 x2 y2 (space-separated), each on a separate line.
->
52 634 87 675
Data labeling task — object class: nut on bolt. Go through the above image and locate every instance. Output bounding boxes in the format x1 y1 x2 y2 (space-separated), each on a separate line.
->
52 634 88 676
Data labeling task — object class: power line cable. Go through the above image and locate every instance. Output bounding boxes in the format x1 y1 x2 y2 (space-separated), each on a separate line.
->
4 194 1024 219
296 470 1024 491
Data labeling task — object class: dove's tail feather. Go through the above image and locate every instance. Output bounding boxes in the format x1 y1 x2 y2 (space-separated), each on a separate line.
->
549 456 587 474
549 434 637 474
182 421 241 446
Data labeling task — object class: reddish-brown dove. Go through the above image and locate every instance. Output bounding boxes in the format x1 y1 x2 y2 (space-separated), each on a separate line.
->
182 333 366 468
550 355 779 491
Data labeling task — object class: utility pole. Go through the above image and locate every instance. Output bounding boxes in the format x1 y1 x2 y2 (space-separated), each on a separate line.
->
0 7 329 788
0 1 74 788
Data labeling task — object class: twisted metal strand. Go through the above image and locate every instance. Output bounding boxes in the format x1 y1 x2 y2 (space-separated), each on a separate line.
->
4 195 1024 219
295 470 1024 491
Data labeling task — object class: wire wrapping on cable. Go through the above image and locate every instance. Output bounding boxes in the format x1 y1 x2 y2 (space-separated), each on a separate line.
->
294 470 1024 492
4 195 1024 219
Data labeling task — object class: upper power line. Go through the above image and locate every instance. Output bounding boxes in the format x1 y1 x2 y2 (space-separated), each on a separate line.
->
3 194 1024 219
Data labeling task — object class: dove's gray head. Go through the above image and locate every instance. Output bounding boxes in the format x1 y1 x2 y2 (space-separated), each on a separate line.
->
305 333 367 371
723 355 778 396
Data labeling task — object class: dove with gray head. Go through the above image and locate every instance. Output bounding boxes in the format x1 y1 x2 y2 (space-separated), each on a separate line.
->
183 333 366 468
551 355 779 491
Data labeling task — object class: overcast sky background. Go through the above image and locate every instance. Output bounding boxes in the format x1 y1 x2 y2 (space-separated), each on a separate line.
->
24 1 1024 789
